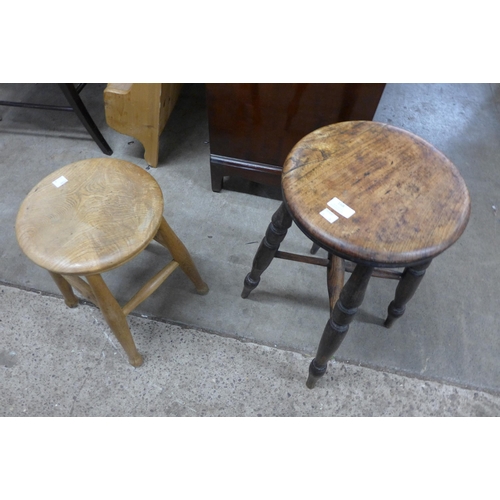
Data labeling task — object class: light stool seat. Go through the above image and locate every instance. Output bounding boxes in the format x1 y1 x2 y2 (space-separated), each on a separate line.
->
241 121 470 388
16 158 209 366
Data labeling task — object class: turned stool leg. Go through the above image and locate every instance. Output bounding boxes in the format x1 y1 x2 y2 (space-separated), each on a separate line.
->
155 217 209 295
384 260 432 328
241 202 293 298
306 264 373 389
86 274 144 367
327 254 345 307
310 243 320 255
49 271 78 308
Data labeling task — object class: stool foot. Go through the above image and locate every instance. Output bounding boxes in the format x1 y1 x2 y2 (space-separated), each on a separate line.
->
307 264 373 388
306 359 328 389
241 274 259 298
310 243 320 255
86 274 144 367
384 260 431 328
49 271 79 308
128 353 144 367
196 283 210 295
241 202 293 298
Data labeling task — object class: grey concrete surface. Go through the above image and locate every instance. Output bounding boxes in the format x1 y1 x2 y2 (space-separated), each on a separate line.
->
2 284 500 416
1 83 500 415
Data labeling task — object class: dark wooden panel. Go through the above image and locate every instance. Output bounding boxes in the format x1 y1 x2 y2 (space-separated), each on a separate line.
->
206 83 386 192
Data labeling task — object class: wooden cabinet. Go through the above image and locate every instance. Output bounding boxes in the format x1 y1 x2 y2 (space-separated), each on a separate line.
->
104 83 183 167
206 83 386 192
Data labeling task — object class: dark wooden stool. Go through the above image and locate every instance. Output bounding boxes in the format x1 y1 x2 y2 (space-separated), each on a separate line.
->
241 121 471 388
16 158 209 366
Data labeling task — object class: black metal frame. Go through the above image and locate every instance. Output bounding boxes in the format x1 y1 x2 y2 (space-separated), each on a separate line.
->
0 83 112 155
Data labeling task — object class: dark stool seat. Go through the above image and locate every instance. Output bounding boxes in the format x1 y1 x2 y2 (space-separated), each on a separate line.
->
241 121 471 388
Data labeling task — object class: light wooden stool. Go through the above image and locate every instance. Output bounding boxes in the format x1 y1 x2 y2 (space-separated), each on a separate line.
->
16 158 209 367
241 121 471 388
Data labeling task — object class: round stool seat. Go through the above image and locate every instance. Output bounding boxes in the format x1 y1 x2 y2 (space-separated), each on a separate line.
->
282 121 471 267
16 158 164 275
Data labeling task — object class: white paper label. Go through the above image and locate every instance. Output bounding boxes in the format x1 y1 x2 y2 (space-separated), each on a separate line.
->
327 197 355 218
52 176 68 188
319 208 339 223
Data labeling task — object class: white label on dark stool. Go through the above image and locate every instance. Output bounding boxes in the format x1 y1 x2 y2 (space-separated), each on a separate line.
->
320 208 339 223
327 197 355 218
52 176 68 188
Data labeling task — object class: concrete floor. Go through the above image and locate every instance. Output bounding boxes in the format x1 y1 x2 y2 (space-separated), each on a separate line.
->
1 82 500 416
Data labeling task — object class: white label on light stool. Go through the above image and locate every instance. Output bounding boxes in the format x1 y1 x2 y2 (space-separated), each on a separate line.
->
319 208 339 223
327 197 355 218
52 176 68 188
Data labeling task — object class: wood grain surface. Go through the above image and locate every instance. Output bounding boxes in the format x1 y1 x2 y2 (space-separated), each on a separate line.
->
104 83 183 167
16 158 164 274
282 121 471 266
206 83 385 190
